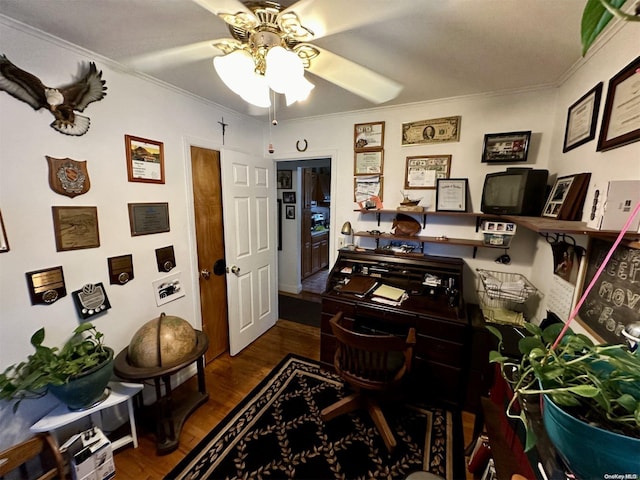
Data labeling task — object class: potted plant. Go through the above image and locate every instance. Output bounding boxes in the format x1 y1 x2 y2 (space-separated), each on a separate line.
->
488 322 640 478
0 323 113 411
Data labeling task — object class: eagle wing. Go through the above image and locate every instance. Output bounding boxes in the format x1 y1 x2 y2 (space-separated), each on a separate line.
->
0 54 48 110
59 62 107 112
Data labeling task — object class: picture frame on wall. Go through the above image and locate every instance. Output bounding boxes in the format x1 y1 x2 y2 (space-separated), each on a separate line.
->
563 82 603 152
436 178 468 212
481 131 531 163
404 155 451 189
52 206 100 251
277 170 292 189
401 116 461 146
128 202 170 236
285 205 295 219
597 56 640 151
282 191 296 204
125 134 165 184
354 121 385 150
354 150 384 175
542 173 591 220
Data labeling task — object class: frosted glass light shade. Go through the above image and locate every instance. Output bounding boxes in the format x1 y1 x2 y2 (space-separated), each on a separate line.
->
265 46 303 94
213 50 254 96
240 72 271 108
285 75 315 105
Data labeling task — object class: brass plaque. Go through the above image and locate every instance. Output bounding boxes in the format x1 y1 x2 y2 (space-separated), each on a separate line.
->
128 202 170 236
26 266 66 305
156 245 175 272
108 254 134 285
72 282 111 319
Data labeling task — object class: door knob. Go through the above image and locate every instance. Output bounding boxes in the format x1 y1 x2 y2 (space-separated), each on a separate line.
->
213 258 226 276
200 269 211 280
227 265 241 275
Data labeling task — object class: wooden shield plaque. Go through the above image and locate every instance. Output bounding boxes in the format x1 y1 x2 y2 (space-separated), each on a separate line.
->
46 156 90 198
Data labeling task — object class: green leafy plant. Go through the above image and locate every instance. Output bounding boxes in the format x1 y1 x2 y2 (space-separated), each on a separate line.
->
581 0 640 55
488 322 640 451
0 323 110 412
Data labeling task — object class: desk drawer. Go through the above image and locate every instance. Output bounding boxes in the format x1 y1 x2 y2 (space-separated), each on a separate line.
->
417 316 466 342
322 298 356 317
415 335 464 367
357 305 416 326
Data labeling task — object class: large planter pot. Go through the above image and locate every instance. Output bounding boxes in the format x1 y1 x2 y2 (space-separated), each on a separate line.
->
542 394 640 478
48 347 114 410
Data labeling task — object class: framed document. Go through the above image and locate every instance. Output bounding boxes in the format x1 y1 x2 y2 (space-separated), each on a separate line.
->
436 178 468 212
597 56 640 151
128 202 170 236
481 131 531 162
354 150 384 175
401 116 461 145
52 206 100 251
354 121 385 150
354 175 384 203
563 83 603 152
404 155 451 189
125 134 165 184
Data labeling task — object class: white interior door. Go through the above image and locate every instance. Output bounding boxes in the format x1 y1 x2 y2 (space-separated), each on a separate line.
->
221 149 277 355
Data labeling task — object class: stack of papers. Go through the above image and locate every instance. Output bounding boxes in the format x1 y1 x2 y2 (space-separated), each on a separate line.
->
370 284 408 305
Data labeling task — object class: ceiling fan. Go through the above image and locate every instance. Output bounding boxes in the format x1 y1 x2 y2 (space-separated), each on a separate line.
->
191 0 403 107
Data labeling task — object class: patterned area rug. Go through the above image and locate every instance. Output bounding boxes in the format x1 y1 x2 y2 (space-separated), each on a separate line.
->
165 354 464 480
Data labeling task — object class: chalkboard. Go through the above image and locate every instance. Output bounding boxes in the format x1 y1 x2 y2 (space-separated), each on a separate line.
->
577 237 640 344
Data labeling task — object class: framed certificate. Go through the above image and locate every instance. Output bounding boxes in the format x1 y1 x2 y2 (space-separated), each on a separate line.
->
404 155 451 189
354 150 384 175
436 178 468 212
563 83 603 152
354 121 385 150
125 135 165 184
597 56 640 151
128 202 170 236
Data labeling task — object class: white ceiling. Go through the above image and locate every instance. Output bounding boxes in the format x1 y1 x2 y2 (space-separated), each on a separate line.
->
0 0 588 121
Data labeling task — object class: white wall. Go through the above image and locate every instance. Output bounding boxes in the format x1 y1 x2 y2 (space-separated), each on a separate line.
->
0 19 263 447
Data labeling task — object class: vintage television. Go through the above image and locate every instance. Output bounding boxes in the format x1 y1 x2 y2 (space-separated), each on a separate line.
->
481 168 549 216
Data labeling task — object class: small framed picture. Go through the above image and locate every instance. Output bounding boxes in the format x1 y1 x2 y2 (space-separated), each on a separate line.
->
125 134 165 184
404 155 451 189
354 121 385 150
542 175 575 218
52 206 100 251
563 82 603 152
597 56 640 151
277 170 292 189
282 191 296 204
285 205 295 219
354 150 384 175
436 178 468 212
481 131 531 163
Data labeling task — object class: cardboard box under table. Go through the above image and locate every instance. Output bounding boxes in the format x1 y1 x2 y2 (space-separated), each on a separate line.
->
60 427 115 480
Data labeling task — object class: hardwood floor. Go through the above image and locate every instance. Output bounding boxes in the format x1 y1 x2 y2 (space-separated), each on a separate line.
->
112 319 474 479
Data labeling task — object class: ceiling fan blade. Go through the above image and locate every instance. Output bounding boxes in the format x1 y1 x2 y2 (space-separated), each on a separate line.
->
192 0 258 30
279 0 408 39
124 41 217 72
305 46 403 104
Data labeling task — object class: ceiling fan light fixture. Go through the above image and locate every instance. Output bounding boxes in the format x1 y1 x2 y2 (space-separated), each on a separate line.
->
238 72 271 108
284 75 314 106
213 49 254 95
265 46 304 93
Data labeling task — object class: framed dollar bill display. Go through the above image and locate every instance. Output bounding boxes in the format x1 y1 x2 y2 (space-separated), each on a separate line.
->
401 116 461 145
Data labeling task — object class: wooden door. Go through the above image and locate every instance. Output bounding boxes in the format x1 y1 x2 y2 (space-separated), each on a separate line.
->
220 149 277 355
191 146 229 363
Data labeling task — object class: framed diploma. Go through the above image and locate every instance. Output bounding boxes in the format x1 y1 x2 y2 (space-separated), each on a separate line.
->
354 121 385 150
597 56 640 151
52 206 100 251
404 155 451 189
401 116 461 145
125 134 165 184
563 83 603 152
436 178 468 212
128 202 170 236
354 150 384 175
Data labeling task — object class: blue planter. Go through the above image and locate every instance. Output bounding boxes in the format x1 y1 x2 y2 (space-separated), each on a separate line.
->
543 394 640 478
48 347 114 410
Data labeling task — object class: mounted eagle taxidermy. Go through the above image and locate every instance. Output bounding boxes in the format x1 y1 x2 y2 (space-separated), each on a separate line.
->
0 54 107 136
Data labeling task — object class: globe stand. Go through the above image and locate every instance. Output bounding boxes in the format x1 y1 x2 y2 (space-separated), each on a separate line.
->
114 330 209 455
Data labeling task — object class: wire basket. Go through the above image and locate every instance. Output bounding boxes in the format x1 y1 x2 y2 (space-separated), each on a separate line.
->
476 269 537 326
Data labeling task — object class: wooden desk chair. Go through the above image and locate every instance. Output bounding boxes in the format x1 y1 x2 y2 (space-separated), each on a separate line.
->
0 433 65 480
321 312 416 452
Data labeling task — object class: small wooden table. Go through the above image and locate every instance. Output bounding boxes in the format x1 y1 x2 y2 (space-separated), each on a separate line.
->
113 330 209 455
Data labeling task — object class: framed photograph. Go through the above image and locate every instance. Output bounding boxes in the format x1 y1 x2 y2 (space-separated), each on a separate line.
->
436 178 468 212
354 121 385 150
597 56 640 151
285 205 295 219
277 170 292 189
481 131 531 162
0 209 8 253
125 134 165 184
354 150 384 175
401 116 461 145
282 191 296 204
52 206 100 251
152 271 185 307
128 202 170 236
404 155 451 189
542 173 591 220
542 175 574 218
563 82 603 152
